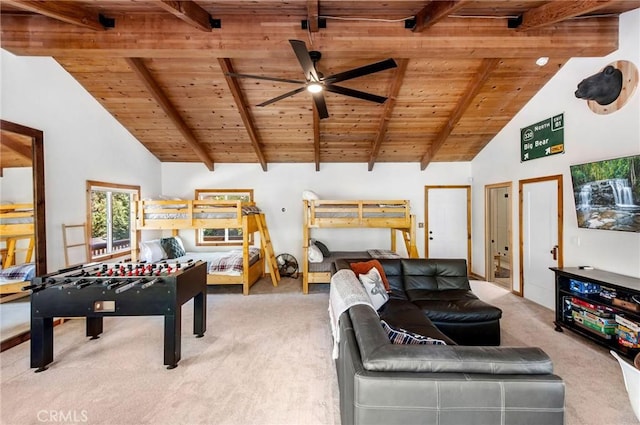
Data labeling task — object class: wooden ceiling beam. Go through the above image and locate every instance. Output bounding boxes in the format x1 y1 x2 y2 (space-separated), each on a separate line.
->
420 58 500 170
313 103 320 171
516 0 619 31
307 0 320 33
218 58 268 171
1 135 32 161
125 57 215 171
154 1 213 32
2 0 106 31
412 0 471 32
368 58 409 171
0 14 620 59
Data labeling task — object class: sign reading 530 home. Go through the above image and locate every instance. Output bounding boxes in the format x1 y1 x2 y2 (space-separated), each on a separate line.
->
520 113 564 162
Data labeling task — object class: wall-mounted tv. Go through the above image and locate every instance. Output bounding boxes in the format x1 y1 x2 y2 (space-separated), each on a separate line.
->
570 154 640 233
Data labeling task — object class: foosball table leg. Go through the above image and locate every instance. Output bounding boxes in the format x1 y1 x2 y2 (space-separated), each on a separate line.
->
86 317 104 340
31 316 54 373
164 311 181 369
193 290 207 338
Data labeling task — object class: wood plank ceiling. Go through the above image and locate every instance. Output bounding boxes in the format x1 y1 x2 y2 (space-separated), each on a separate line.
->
1 1 639 171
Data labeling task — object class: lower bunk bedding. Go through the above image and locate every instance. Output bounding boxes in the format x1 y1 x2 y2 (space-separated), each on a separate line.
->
0 262 35 302
170 247 261 277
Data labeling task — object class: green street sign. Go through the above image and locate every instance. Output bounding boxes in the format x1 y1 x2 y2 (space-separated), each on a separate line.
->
521 113 564 162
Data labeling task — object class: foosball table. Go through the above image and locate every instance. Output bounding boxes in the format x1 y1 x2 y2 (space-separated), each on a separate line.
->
26 260 207 372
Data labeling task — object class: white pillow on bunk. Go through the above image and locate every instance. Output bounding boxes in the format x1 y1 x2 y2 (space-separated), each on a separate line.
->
358 267 389 310
308 244 324 263
139 239 167 263
302 190 320 200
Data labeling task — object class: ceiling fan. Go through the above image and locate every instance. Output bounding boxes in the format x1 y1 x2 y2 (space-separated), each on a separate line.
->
225 40 398 119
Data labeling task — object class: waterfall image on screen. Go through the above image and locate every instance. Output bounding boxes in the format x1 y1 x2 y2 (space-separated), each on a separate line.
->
570 154 640 232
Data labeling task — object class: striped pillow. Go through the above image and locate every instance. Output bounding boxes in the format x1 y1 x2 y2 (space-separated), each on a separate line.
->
381 320 446 345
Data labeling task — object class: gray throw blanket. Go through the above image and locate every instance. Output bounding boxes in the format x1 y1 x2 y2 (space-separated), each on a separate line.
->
328 269 375 359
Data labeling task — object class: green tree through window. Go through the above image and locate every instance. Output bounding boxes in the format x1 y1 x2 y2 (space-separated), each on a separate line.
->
88 181 139 260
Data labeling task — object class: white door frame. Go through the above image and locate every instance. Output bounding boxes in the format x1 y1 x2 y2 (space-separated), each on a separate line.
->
518 175 564 298
424 185 472 272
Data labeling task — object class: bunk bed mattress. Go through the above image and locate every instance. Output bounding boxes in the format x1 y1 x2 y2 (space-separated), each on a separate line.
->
0 218 33 225
311 204 406 218
143 205 261 220
307 249 402 273
171 248 261 276
308 251 368 273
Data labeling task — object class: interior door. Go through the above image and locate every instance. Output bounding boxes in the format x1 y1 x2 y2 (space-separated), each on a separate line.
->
425 186 470 266
519 176 563 309
485 183 512 289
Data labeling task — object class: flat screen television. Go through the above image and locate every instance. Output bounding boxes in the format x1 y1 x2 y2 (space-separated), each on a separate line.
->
570 154 640 232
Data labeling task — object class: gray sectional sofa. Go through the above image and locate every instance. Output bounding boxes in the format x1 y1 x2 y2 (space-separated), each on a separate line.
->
332 258 565 425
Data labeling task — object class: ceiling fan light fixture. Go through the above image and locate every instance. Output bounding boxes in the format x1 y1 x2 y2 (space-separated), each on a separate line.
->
536 57 549 67
306 82 323 93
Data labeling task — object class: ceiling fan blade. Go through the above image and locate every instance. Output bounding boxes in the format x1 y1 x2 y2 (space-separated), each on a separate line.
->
225 72 304 85
312 92 329 119
325 84 388 104
324 58 397 84
257 86 306 107
289 40 320 82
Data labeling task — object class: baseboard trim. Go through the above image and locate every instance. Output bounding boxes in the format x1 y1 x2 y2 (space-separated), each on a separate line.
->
1 318 65 352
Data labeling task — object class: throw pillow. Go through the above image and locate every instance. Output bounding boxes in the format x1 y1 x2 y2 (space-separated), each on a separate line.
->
302 190 320 200
241 205 261 215
380 320 447 345
350 260 390 292
308 244 323 263
312 239 331 257
161 237 186 259
139 239 167 263
358 267 389 310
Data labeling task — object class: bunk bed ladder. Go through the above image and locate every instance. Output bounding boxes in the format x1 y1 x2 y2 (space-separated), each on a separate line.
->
407 215 419 258
391 215 420 258
256 213 280 286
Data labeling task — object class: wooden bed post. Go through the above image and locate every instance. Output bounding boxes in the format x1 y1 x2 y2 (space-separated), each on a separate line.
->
131 195 139 262
242 215 251 296
302 200 310 294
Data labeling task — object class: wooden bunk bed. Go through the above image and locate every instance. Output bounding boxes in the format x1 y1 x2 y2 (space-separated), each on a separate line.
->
0 203 35 302
133 198 279 295
302 199 419 294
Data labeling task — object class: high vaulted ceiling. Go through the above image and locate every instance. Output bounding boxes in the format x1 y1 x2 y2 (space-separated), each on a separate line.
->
1 1 639 171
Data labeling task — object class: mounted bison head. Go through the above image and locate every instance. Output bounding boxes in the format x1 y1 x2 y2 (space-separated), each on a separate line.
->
575 65 623 106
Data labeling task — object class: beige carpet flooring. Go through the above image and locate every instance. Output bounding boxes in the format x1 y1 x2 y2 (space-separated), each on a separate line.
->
0 277 637 425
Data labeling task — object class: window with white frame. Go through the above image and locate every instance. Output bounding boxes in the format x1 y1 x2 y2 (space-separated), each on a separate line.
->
87 181 139 260
195 189 253 246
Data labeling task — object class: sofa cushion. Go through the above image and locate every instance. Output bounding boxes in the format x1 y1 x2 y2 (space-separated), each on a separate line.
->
401 258 471 291
411 297 503 323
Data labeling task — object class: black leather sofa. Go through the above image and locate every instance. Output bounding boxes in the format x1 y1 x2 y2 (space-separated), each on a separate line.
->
332 258 565 425
334 258 502 345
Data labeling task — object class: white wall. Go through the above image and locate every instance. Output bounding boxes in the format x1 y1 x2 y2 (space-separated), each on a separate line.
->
472 9 640 289
161 162 472 262
0 167 32 203
1 50 163 271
